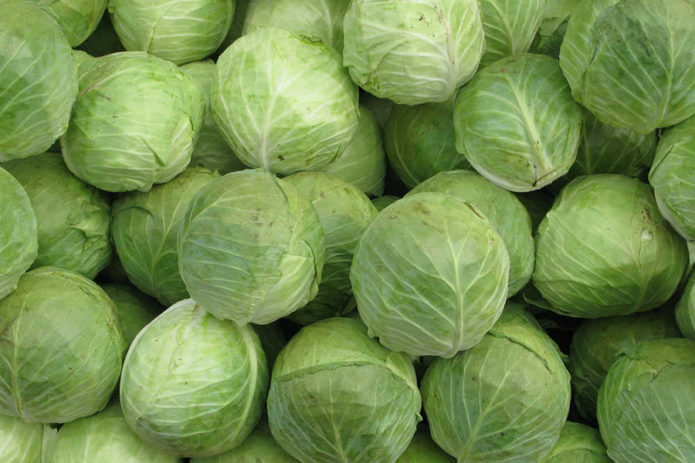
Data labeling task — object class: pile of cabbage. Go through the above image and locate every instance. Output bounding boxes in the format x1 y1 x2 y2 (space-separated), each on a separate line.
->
1 0 695 461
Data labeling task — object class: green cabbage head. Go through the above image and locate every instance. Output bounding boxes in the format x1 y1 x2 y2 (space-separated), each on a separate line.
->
540 422 609 463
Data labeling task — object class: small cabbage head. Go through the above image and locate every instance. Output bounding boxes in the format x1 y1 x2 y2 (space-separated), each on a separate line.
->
112 167 220 306
454 53 583 192
351 193 509 358
385 103 470 188
478 0 546 66
559 0 695 133
343 0 484 105
0 267 125 423
178 169 325 324
49 401 179 463
267 318 421 463
180 61 245 175
541 422 609 463
243 0 348 51
317 105 386 197
33 0 107 46
61 52 205 193
676 271 695 339
397 433 454 463
285 172 377 324
190 423 297 463
569 308 680 420
421 304 571 462
0 167 37 299
101 284 161 346
0 415 53 463
649 115 695 240
109 0 235 64
408 170 534 296
3 153 111 279
598 338 695 462
533 175 688 318
0 0 77 161
212 28 359 175
120 299 268 457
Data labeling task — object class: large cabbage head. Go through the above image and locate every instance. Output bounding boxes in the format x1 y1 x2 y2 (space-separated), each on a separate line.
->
178 169 325 324
351 193 509 358
0 0 78 161
3 153 112 279
0 167 38 299
267 318 421 463
180 61 245 175
109 0 234 64
284 172 377 325
0 267 125 423
421 304 571 462
540 422 609 463
190 424 297 463
49 401 179 463
61 52 205 193
343 0 485 105
112 167 220 306
533 175 688 318
649 115 695 240
385 103 470 189
559 0 695 133
454 53 583 192
408 170 534 296
243 0 348 51
32 0 107 46
212 28 359 175
0 415 53 463
598 338 695 462
569 308 680 420
676 271 695 339
120 299 268 457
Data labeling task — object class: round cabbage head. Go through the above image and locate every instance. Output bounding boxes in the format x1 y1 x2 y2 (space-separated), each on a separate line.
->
385 103 470 188
0 0 78 161
408 170 534 296
284 172 377 325
120 299 268 457
649 115 695 240
343 0 484 105
178 169 325 324
565 110 657 184
540 422 609 463
243 0 348 51
190 423 297 463
454 53 583 192
397 433 454 463
112 167 220 306
0 415 53 463
533 175 688 317
351 193 510 358
0 167 37 299
33 0 107 46
61 52 205 193
212 28 359 175
316 105 386 197
676 271 695 339
180 61 245 175
477 0 546 66
50 401 179 463
598 338 695 463
109 0 234 64
3 153 111 279
267 318 421 463
421 304 571 462
559 0 695 133
0 267 125 423
101 284 161 346
569 308 680 420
